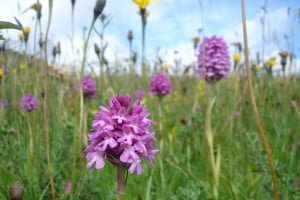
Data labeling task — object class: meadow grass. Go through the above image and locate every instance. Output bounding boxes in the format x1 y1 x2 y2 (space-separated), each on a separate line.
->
0 50 299 199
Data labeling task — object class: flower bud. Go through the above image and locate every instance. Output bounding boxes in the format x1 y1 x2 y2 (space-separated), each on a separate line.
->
71 0 76 7
93 0 106 21
31 3 42 12
94 43 100 57
127 30 133 42
52 46 57 59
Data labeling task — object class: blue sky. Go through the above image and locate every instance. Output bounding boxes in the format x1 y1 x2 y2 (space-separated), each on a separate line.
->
0 0 299 73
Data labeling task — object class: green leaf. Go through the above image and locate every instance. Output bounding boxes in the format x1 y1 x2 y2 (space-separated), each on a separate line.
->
0 21 21 30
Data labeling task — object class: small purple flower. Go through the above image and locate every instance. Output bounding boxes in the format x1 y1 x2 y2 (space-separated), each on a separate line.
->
197 36 230 83
86 94 158 175
19 94 38 111
0 99 8 108
1 66 9 75
82 76 97 99
135 89 145 100
149 73 171 97
64 180 72 196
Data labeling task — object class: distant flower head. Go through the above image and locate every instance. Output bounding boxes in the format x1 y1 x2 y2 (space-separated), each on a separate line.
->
135 89 145 100
3 67 9 74
162 64 171 71
82 76 97 99
197 36 230 83
233 53 241 63
149 73 171 97
93 0 106 21
86 94 158 175
265 57 276 68
19 94 38 111
64 180 72 196
279 51 289 68
19 63 27 70
132 0 156 9
22 27 31 36
253 64 261 72
0 99 8 108
31 2 42 12
22 27 31 43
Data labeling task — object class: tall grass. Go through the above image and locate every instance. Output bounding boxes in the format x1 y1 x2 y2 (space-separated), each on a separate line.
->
0 51 299 199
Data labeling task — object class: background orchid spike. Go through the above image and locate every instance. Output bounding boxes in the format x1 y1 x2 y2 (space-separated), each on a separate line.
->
132 0 157 9
197 36 230 83
19 94 38 111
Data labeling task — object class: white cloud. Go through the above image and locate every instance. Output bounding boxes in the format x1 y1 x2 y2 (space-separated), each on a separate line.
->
0 0 298 74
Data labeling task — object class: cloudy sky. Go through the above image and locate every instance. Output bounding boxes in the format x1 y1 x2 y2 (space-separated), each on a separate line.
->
0 0 299 73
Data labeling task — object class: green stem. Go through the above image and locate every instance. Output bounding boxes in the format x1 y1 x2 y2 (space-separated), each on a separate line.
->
77 19 96 157
43 0 55 199
80 20 96 76
27 113 34 159
205 84 219 199
158 99 166 197
116 166 126 200
140 8 146 75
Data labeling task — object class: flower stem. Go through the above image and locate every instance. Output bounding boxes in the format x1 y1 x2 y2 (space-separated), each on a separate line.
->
240 1 279 200
79 19 96 151
205 84 220 199
158 99 166 197
43 0 55 199
140 8 146 75
116 166 126 200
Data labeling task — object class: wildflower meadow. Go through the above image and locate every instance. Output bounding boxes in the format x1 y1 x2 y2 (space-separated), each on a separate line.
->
0 0 300 199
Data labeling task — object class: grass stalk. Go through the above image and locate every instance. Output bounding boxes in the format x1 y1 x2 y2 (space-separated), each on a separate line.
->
43 0 55 199
240 1 279 199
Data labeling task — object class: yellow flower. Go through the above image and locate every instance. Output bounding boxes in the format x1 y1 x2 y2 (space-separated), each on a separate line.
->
233 53 241 63
0 68 4 79
265 58 276 68
162 64 171 71
192 36 200 44
22 27 31 36
253 64 261 72
19 63 27 69
132 0 156 9
59 67 69 76
31 3 42 12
